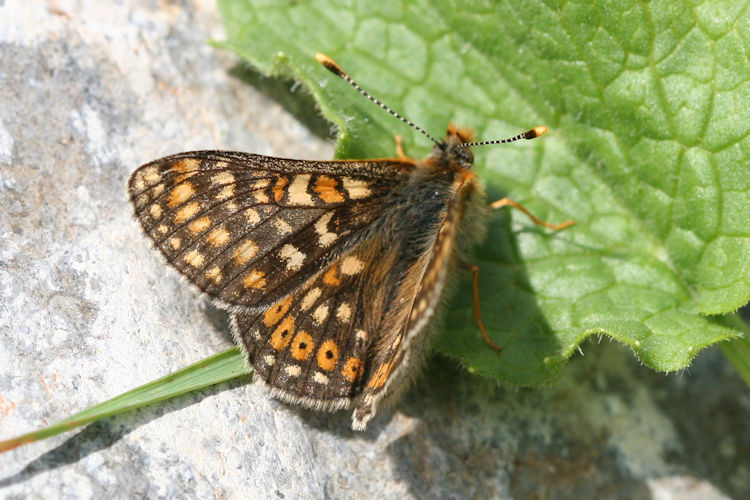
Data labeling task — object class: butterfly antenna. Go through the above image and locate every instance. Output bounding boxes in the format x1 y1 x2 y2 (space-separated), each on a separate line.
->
316 53 441 146
460 126 548 148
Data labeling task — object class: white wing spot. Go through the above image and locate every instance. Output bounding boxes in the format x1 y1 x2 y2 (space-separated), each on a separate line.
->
313 372 329 385
285 365 302 377
244 208 260 224
183 249 205 268
314 212 337 247
288 174 313 204
336 303 352 323
300 287 321 311
274 217 293 235
141 166 161 186
343 178 371 199
312 304 329 325
149 204 162 219
211 171 235 185
341 255 364 275
280 244 305 271
215 184 235 201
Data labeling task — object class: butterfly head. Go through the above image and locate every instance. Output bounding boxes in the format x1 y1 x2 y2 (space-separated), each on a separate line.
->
429 124 476 170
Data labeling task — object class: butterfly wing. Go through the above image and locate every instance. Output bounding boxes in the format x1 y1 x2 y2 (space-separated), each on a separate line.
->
130 148 484 429
230 235 398 409
351 178 483 430
128 151 414 310
229 165 484 428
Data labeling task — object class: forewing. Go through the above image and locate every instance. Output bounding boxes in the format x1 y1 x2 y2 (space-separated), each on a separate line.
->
230 237 396 409
128 151 412 309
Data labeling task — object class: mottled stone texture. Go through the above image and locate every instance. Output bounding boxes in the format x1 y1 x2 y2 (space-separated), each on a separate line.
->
0 1 747 499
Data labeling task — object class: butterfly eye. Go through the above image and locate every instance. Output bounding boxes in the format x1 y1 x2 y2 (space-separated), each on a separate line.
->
457 148 474 168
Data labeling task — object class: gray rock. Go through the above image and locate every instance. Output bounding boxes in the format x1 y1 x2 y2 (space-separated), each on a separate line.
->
0 1 747 499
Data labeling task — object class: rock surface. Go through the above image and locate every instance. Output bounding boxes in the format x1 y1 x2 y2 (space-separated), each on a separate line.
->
0 1 748 498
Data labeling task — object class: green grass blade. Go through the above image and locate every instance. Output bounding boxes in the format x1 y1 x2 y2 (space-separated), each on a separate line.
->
0 347 249 453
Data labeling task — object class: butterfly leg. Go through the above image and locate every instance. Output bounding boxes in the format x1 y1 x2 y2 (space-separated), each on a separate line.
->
488 198 575 230
459 260 503 352
394 135 409 160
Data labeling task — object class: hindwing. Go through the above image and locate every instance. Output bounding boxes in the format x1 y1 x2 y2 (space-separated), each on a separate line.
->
230 236 397 409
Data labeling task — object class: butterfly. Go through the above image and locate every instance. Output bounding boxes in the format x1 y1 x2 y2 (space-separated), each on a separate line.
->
127 53 572 430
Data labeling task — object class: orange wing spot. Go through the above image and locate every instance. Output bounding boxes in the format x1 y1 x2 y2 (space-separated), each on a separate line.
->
171 158 200 174
183 249 205 268
323 266 340 286
273 176 289 202
317 340 339 371
174 201 200 223
313 175 345 203
291 331 314 361
342 357 364 383
366 361 392 389
243 270 267 290
269 315 295 351
207 227 230 247
168 182 195 207
263 295 294 327
233 239 258 265
206 266 222 284
188 216 211 234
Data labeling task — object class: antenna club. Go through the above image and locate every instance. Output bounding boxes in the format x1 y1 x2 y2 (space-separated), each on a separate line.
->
316 53 345 77
525 126 548 139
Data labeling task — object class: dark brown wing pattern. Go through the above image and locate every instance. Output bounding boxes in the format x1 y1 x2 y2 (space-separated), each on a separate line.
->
230 236 397 410
128 151 413 310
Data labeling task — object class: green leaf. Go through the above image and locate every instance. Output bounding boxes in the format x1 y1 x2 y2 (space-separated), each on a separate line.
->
217 0 748 383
